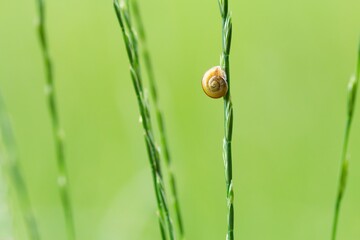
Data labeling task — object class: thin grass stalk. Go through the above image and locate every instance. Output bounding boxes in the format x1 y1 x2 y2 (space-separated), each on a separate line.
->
35 1 76 239
331 41 360 240
0 94 41 240
218 0 234 239
113 1 175 239
131 0 184 237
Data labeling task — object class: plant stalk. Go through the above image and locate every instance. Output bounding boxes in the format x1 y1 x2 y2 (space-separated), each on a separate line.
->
331 41 360 240
131 0 184 237
218 0 234 239
113 1 175 239
0 94 41 240
35 1 76 239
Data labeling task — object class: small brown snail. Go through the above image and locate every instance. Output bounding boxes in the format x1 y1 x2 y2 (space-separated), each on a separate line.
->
201 66 228 99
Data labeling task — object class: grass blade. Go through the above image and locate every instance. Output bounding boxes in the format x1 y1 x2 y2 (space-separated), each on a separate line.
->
218 0 235 239
35 0 76 239
131 0 185 237
0 93 41 240
113 0 175 239
331 40 360 240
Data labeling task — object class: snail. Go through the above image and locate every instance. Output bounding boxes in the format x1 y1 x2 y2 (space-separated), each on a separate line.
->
201 66 228 99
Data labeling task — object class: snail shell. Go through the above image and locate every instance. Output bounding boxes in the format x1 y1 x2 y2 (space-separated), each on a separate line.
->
201 66 228 99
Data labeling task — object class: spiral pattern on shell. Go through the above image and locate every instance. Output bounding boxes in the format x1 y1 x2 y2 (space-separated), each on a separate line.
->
202 66 228 99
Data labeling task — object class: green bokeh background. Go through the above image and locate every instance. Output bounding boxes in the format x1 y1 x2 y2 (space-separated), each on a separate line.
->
1 0 360 239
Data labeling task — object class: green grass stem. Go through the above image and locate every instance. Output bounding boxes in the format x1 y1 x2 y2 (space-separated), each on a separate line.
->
131 0 185 237
0 93 41 240
218 0 234 239
331 40 360 240
113 1 175 239
35 1 76 239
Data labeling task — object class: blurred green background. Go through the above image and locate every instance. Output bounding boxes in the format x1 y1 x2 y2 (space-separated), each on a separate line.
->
1 0 360 239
